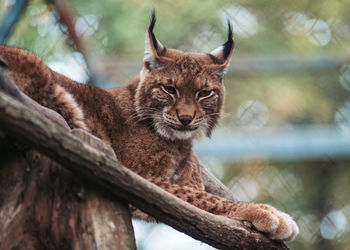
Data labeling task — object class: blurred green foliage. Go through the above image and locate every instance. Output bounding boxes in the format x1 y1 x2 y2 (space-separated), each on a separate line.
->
1 0 350 249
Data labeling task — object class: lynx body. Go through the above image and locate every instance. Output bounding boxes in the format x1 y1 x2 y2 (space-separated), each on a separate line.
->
0 14 298 241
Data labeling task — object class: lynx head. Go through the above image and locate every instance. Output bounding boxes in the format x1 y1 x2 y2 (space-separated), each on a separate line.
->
135 12 234 141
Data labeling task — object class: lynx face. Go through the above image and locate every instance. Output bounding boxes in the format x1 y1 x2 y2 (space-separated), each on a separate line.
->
135 14 234 141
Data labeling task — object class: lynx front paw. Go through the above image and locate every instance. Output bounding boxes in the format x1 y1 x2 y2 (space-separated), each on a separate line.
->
235 203 299 241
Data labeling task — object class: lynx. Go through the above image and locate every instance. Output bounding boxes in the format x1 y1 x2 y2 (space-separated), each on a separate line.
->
0 13 298 242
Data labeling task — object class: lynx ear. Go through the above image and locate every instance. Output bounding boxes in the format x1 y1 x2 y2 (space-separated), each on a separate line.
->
143 11 166 70
208 20 235 73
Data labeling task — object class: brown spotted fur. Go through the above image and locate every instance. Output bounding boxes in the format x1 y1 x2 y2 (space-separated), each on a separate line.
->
0 16 298 242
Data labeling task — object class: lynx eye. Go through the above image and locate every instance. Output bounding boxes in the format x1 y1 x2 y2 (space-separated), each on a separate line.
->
198 90 213 98
161 84 177 95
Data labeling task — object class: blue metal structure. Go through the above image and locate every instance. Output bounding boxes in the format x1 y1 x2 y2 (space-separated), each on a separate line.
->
0 0 29 44
195 125 350 162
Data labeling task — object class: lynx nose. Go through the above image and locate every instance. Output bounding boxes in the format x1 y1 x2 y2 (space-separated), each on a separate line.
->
179 115 193 126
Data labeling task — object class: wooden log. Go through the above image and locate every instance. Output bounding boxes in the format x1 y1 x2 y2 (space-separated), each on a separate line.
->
0 134 136 250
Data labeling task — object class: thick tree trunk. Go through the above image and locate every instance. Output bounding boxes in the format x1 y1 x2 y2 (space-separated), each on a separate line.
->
0 129 136 250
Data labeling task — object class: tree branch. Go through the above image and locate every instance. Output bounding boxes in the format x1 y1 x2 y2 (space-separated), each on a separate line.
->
0 64 290 249
200 165 239 201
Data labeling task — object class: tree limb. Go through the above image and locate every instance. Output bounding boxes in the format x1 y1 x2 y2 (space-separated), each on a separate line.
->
200 165 239 201
0 65 290 249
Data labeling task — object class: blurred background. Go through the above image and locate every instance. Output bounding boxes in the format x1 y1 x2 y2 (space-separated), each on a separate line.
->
1 0 350 249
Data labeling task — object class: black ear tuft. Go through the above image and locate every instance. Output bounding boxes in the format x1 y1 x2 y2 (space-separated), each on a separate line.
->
227 19 233 41
149 10 158 50
223 19 234 60
149 9 156 32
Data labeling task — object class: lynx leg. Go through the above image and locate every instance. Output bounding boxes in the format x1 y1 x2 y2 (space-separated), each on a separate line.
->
153 180 298 241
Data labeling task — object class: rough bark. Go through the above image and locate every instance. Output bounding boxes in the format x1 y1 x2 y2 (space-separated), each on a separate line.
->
0 141 136 250
0 62 290 249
